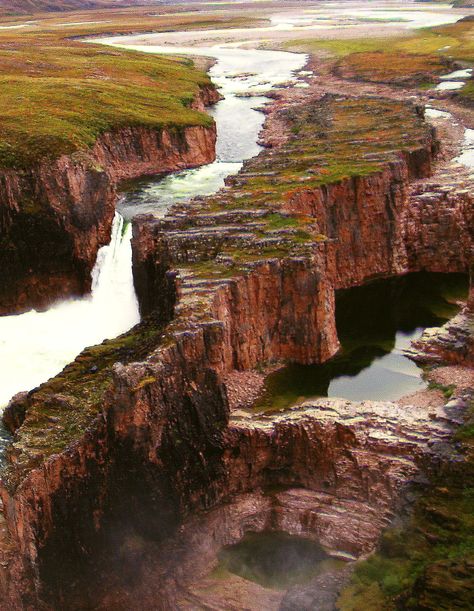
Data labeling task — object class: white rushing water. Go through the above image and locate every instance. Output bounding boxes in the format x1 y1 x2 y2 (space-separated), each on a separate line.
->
436 81 465 91
0 213 140 408
436 68 472 92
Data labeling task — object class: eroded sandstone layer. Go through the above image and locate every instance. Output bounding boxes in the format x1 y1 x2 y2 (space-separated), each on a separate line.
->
0 84 218 314
0 92 472 609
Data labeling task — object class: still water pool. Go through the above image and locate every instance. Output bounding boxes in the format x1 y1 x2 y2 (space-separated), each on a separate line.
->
217 531 343 589
252 272 468 413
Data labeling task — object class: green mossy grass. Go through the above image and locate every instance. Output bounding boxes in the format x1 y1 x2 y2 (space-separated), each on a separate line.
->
335 50 447 85
428 380 457 399
0 42 212 169
0 10 264 169
337 401 474 610
231 96 429 196
459 80 474 106
283 19 474 63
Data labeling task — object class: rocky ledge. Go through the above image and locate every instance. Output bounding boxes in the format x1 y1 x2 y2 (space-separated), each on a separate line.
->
406 292 474 366
0 91 472 609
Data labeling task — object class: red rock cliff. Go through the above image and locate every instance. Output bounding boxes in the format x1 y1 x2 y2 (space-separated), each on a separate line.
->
0 94 471 609
0 86 218 315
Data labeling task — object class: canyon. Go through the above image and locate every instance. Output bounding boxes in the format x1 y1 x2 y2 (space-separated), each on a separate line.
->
0 84 218 314
0 84 472 608
0 2 473 609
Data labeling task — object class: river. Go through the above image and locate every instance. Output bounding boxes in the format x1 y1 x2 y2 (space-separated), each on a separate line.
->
0 45 306 410
0 1 469 412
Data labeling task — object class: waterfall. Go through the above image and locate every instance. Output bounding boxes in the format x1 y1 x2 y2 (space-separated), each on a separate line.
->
0 44 308 411
0 212 140 408
89 213 140 338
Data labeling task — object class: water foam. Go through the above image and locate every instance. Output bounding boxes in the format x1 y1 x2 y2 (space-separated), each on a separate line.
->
0 213 140 408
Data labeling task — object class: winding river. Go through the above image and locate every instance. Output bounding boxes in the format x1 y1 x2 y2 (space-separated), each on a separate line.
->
0 1 471 415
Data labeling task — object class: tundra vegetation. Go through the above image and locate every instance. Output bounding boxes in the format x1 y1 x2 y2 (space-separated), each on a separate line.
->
0 9 262 168
283 18 474 102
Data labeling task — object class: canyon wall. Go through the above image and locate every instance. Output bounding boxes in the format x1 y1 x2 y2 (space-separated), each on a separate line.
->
0 97 472 608
403 186 474 274
0 155 114 315
280 148 441 290
0 256 335 607
0 85 218 315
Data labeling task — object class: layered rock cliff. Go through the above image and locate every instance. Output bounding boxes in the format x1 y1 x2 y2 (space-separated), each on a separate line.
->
0 85 218 315
406 287 474 365
0 93 472 609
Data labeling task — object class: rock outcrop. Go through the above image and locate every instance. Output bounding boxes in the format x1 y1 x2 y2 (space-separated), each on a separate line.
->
407 285 474 365
0 85 218 315
403 186 474 274
26 393 459 609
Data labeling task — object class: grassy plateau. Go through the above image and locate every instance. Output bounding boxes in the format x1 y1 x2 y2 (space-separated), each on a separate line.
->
283 18 474 99
0 9 263 169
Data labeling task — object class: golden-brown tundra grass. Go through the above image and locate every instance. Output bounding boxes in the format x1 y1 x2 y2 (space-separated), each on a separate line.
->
0 8 265 169
283 18 474 99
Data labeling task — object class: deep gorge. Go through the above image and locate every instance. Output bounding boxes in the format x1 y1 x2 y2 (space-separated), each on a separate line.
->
0 8 473 608
0 94 218 315
0 86 472 608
